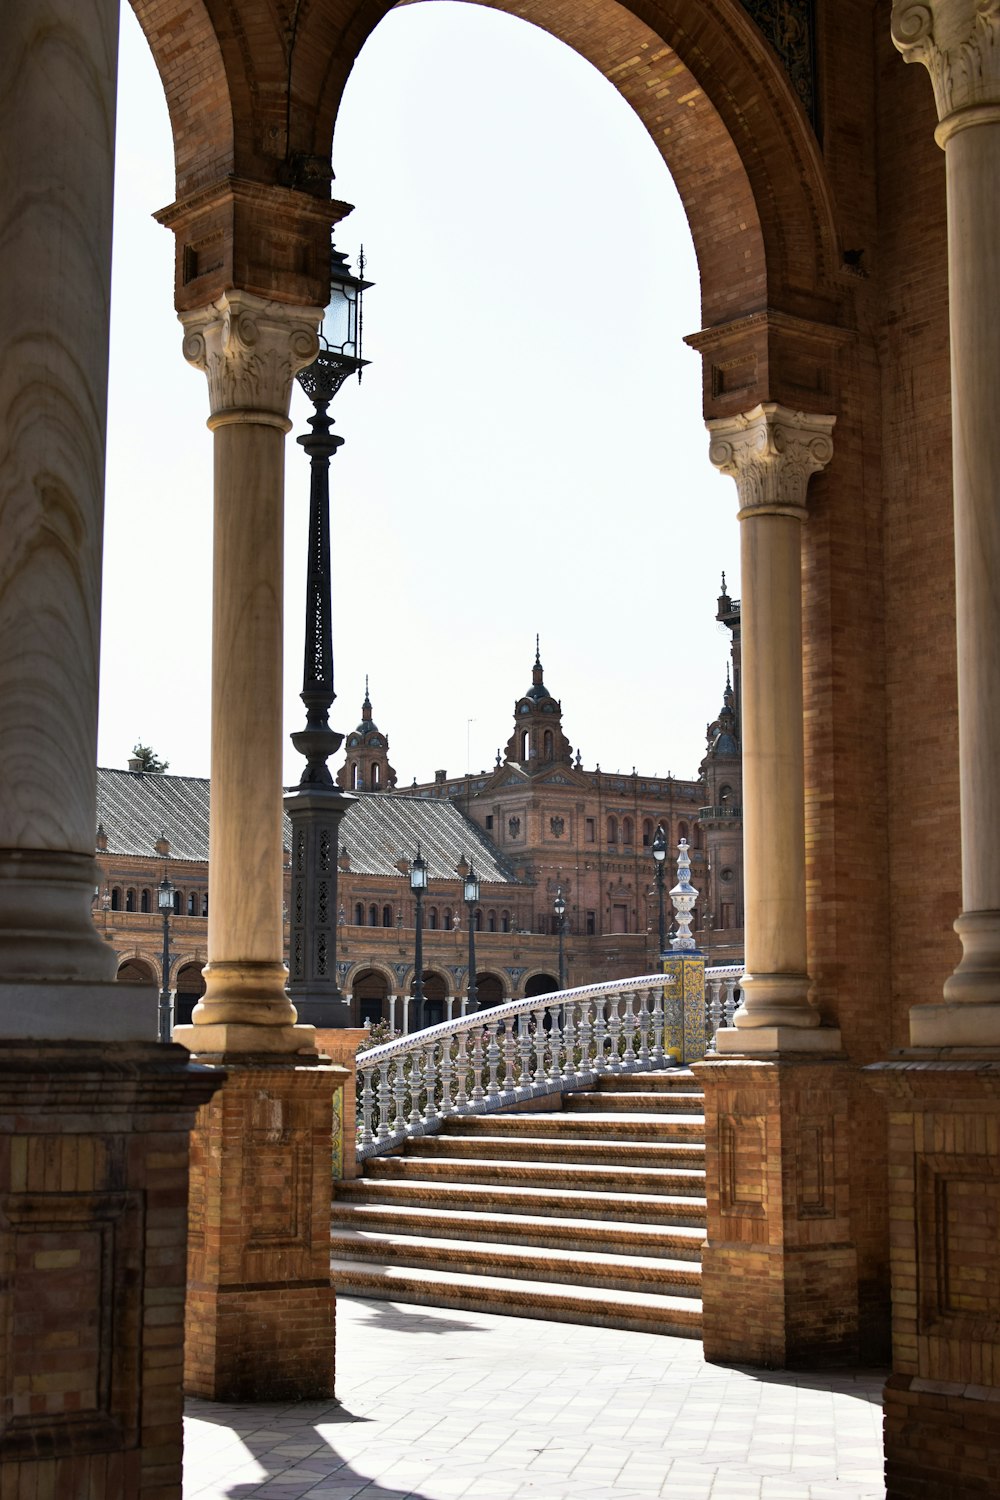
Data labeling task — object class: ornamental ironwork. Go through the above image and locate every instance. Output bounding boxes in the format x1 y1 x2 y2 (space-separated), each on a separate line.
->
738 0 816 124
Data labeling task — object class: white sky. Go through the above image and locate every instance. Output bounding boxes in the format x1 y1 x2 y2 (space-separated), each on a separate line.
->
100 1 738 787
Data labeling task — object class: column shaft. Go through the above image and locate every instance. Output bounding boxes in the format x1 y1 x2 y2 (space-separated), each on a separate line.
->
0 0 119 983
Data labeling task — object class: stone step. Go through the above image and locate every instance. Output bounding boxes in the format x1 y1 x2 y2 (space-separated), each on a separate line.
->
441 1111 705 1140
329 1259 703 1339
592 1071 701 1093
564 1090 704 1114
404 1133 705 1168
330 1228 702 1296
336 1176 707 1226
330 1201 706 1261
364 1154 706 1197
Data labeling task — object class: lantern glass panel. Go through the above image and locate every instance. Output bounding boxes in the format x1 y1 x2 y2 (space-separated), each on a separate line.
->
158 881 174 912
324 282 358 356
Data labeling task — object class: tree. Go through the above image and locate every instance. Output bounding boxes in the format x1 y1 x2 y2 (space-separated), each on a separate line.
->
131 741 169 773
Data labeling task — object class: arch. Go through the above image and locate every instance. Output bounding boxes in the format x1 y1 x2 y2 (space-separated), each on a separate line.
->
543 728 553 759
174 960 206 1027
353 902 364 926
411 968 449 1028
642 818 653 847
678 821 689 843
427 906 438 931
172 890 182 915
125 888 136 912
140 887 151 913
353 967 389 1027
622 817 633 846
500 910 510 933
607 815 618 845
368 903 378 927
442 907 453 931
187 891 198 916
372 762 381 789
525 971 559 999
520 729 529 760
476 972 506 1008
474 908 483 932
382 903 394 927
487 909 497 932
117 958 155 985
202 891 209 917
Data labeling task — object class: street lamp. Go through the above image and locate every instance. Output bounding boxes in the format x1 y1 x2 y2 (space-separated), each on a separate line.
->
410 845 428 1030
652 825 668 961
464 864 481 1012
284 240 373 1027
553 887 567 990
157 874 175 1043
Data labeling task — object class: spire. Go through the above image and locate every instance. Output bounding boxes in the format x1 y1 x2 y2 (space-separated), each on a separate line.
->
531 635 544 694
362 675 372 723
337 678 397 791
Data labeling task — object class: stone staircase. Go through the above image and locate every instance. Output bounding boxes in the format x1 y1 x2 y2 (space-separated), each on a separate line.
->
331 1068 706 1336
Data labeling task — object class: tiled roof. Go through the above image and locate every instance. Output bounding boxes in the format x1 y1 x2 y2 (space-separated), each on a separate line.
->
95 769 521 887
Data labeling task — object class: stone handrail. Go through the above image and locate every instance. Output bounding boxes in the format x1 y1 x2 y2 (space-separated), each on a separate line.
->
355 973 675 1159
705 964 743 1037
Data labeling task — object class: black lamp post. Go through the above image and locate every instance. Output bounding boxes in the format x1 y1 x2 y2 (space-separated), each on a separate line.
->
284 240 372 1027
464 864 481 1012
652 825 668 961
553 886 567 990
157 874 175 1043
410 845 428 1030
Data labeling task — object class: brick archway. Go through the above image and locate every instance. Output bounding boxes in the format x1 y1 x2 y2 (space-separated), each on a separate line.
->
131 0 841 401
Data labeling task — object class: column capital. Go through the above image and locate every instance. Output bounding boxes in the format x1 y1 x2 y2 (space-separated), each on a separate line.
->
180 290 322 427
706 403 835 521
892 0 1000 136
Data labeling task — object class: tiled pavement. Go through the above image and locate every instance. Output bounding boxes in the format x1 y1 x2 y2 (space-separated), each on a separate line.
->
182 1297 886 1500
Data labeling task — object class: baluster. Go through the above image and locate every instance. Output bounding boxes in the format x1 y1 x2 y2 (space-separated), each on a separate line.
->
376 1061 392 1144
471 1028 485 1102
622 990 637 1068
607 996 623 1071
593 997 608 1072
408 1047 423 1125
359 1066 375 1147
532 1008 547 1085
636 988 651 1067
726 980 739 1027
562 1001 577 1084
577 997 594 1077
392 1056 407 1134
423 1043 439 1122
650 984 666 1066
548 1001 565 1086
455 1030 470 1109
439 1037 454 1116
501 1023 517 1090
517 1012 533 1087
485 1022 502 1098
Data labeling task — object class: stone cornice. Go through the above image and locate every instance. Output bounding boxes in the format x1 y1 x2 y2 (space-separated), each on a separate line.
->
706 402 835 520
180 290 321 424
892 0 1000 130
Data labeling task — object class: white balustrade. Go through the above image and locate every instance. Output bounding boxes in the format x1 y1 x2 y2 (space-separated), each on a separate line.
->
355 974 677 1160
704 965 745 1046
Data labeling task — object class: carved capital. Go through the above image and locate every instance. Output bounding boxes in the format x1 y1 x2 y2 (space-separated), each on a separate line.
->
892 0 1000 127
180 291 322 425
706 403 835 520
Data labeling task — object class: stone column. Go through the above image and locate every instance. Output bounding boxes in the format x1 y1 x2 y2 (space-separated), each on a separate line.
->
173 292 321 1055
0 0 122 998
864 10 1000 1495
893 0 1000 1046
705 403 840 1052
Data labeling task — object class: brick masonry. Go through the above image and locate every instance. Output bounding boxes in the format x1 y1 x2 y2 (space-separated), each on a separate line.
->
868 1059 1000 1500
693 1056 859 1368
184 1057 348 1402
0 1042 221 1500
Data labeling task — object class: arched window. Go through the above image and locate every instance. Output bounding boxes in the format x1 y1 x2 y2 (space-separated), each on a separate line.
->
487 910 497 932
474 908 483 932
622 817 633 845
501 910 510 933
678 821 689 843
427 907 438 930
520 729 529 760
443 908 453 931
607 815 618 844
694 824 703 849
201 892 209 917
187 891 197 916
173 890 182 915
382 904 393 928
140 888 151 913
125 888 136 912
351 762 360 789
110 887 122 911
719 784 733 805
372 763 381 789
368 903 378 927
642 818 653 846
354 902 364 926
543 729 553 759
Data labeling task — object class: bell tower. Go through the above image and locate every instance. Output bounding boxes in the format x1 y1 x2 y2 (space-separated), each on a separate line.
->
502 639 573 772
337 679 397 791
